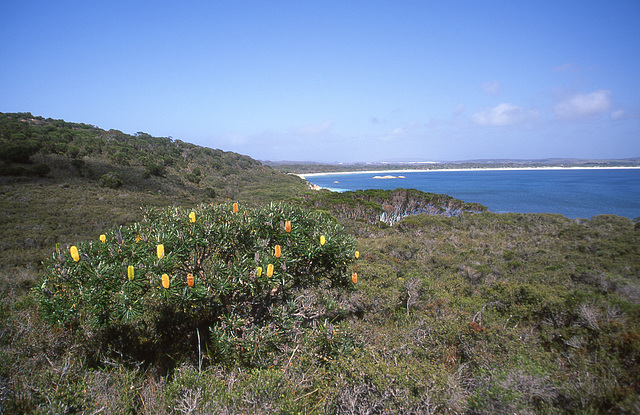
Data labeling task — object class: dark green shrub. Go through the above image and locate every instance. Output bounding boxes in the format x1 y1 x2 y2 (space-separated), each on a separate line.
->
145 163 165 177
185 172 200 184
0 141 39 163
99 172 123 189
29 163 51 177
36 203 358 367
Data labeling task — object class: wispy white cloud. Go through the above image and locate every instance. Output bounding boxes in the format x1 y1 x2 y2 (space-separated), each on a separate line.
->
453 103 466 116
482 81 501 96
472 103 538 126
553 62 578 72
554 90 611 119
377 127 406 141
294 120 333 135
610 109 626 120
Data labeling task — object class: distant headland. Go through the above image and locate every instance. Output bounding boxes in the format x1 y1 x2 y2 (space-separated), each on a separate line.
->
266 158 640 177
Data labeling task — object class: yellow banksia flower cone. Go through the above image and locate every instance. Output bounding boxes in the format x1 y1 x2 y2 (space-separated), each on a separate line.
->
352 272 358 284
320 235 326 246
256 267 263 277
70 246 80 262
100 234 106 243
157 244 164 259
355 250 360 259
275 245 281 258
128 265 135 281
267 263 274 277
189 212 196 223
186 273 194 287
233 202 238 214
162 274 170 289
285 220 291 233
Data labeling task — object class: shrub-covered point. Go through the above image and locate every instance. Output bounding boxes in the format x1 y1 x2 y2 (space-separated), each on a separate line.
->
36 202 358 368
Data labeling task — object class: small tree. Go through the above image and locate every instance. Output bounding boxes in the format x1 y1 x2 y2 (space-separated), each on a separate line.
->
99 172 123 189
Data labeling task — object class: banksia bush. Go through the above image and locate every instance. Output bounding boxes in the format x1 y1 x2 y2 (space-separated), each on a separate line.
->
36 202 358 368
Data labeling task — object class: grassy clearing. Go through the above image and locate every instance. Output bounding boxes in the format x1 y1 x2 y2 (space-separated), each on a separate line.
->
3 208 639 413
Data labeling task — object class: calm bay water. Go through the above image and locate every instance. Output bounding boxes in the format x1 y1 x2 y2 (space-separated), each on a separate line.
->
303 168 640 219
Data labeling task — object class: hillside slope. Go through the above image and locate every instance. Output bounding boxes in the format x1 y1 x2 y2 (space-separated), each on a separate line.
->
0 112 310 268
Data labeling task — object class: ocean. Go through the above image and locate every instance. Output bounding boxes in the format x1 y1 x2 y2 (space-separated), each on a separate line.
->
302 168 640 220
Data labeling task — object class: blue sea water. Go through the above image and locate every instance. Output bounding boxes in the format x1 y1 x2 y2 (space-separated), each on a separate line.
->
303 168 640 220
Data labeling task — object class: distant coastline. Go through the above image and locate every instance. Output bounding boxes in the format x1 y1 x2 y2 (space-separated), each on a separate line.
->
295 165 640 179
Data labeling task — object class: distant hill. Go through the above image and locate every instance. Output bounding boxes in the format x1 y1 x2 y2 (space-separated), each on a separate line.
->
0 112 309 201
267 157 640 174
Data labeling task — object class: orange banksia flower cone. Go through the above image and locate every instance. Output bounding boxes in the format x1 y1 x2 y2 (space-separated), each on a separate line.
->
355 250 360 259
186 273 194 287
100 234 106 243
267 264 274 277
233 202 238 213
275 245 281 258
70 246 80 262
352 272 358 284
162 274 170 289
189 212 196 223
157 244 165 259
285 220 291 233
320 235 326 246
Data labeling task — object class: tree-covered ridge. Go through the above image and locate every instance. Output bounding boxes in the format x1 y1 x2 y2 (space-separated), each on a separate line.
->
0 112 309 201
303 188 487 225
0 112 257 170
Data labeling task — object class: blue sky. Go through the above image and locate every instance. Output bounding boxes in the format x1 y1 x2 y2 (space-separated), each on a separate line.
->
2 1 639 163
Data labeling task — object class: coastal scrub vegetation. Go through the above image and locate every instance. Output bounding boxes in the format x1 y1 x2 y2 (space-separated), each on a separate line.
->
1 113 639 413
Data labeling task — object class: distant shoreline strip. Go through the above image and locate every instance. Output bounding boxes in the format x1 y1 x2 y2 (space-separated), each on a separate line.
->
294 166 640 179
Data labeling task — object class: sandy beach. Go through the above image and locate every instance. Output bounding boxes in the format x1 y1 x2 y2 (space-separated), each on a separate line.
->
294 166 640 179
